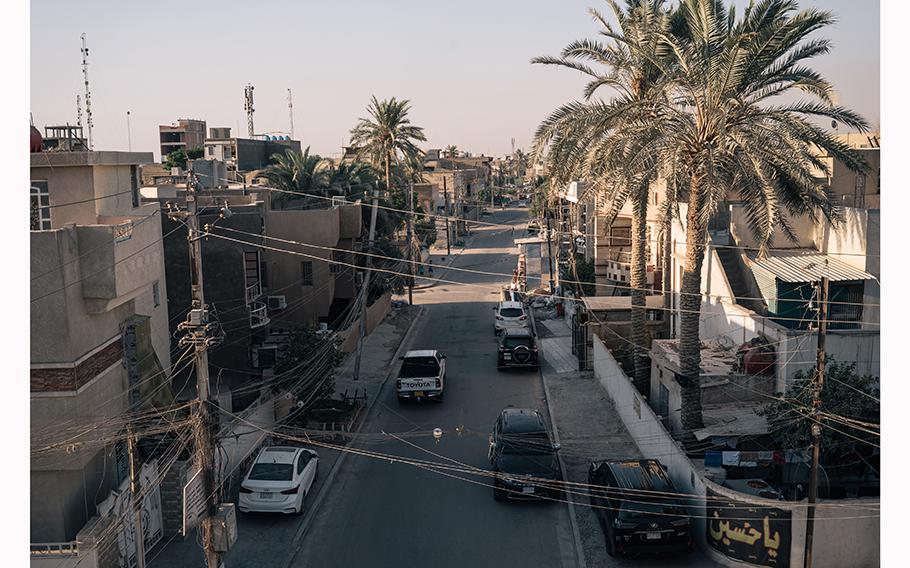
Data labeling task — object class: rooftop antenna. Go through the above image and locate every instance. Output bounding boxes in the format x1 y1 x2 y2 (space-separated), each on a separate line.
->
287 88 295 140
126 110 132 152
80 33 94 150
76 94 83 128
244 84 255 138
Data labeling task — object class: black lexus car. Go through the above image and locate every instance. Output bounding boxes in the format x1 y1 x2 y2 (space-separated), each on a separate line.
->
488 408 561 501
497 328 539 371
588 459 692 557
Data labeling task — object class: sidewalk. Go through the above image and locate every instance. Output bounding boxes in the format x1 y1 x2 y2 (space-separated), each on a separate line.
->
535 312 720 568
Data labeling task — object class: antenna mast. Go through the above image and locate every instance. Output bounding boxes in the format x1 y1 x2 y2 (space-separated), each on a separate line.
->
76 95 83 128
243 84 255 138
80 33 94 150
287 89 295 140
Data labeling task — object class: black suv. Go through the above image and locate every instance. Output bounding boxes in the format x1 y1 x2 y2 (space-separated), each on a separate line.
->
488 408 561 501
497 328 539 370
588 460 692 557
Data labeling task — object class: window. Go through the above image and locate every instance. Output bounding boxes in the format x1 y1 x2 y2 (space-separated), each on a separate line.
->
130 166 140 208
260 261 269 289
296 453 310 474
31 181 51 230
300 261 313 286
153 282 160 307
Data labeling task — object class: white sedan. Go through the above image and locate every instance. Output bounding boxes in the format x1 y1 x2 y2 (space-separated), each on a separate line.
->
238 446 319 514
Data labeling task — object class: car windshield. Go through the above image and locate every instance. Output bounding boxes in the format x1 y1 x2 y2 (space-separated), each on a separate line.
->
399 357 440 378
503 337 532 349
619 501 686 521
248 462 293 481
500 432 552 454
499 308 523 318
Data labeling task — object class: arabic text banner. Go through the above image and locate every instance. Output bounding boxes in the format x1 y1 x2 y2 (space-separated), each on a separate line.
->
706 487 791 567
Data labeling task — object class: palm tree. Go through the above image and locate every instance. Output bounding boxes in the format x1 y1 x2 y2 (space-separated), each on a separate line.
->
350 96 427 194
655 0 868 437
262 147 332 206
328 161 379 197
512 148 529 183
444 145 459 159
532 0 677 394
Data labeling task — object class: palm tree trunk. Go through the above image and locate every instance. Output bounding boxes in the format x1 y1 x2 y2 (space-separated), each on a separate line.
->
630 184 650 396
385 153 392 193
679 180 708 442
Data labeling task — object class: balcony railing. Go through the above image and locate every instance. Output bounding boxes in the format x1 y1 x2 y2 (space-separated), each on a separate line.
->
245 281 262 305
249 301 270 329
30 542 79 557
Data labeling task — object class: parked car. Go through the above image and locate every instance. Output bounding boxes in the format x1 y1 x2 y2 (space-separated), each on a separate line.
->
238 446 319 514
488 408 561 501
588 459 692 557
497 328 539 371
396 350 446 402
493 300 529 335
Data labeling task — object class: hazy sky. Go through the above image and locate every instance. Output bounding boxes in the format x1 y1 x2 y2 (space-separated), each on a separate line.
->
30 0 880 161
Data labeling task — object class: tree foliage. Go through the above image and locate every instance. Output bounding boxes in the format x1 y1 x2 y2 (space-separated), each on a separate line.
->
163 146 204 170
757 360 879 462
349 96 427 193
273 326 345 401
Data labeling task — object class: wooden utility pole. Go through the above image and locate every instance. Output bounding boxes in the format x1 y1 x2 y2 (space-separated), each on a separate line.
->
172 173 223 568
353 186 380 381
443 176 451 256
406 182 414 305
803 275 829 568
127 427 146 568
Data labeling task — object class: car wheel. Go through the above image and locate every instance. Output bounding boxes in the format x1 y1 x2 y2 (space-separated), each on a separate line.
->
606 525 618 557
493 480 507 502
435 391 444 403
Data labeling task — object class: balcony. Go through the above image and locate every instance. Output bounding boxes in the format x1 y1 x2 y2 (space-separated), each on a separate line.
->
249 300 270 329
75 218 163 313
245 280 263 305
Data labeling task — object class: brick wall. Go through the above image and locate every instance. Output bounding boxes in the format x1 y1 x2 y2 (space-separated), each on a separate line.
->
31 340 123 392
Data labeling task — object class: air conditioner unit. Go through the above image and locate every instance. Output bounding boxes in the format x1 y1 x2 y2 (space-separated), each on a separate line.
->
267 295 287 310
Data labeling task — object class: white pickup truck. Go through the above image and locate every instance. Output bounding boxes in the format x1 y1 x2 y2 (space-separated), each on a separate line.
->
396 350 446 403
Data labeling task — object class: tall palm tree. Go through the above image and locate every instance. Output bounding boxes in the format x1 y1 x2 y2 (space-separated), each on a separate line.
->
350 96 427 194
262 147 332 205
512 148 529 182
532 0 677 394
328 161 379 197
654 0 869 437
444 145 459 159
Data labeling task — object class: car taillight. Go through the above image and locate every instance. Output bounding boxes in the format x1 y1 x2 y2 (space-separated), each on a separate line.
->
519 315 527 321
239 486 253 494
396 380 401 389
435 378 441 388
496 316 504 321
281 485 300 495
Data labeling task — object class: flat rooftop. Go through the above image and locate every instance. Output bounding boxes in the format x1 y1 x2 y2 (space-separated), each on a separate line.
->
582 295 665 312
652 339 738 376
31 150 154 167
695 402 769 441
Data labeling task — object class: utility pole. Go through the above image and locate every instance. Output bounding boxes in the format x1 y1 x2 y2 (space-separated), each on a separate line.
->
406 182 414 305
127 426 147 568
545 207 555 293
443 176 451 256
803 275 829 568
353 186 380 381
170 173 224 568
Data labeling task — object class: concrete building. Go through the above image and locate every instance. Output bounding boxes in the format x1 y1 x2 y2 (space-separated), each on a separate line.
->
30 150 171 543
812 132 880 209
204 127 302 174
158 118 206 161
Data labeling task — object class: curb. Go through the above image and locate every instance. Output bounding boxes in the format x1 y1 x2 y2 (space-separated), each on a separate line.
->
532 310 588 568
282 305 426 568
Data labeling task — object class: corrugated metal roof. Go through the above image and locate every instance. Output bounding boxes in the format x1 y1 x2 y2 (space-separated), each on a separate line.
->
748 249 873 283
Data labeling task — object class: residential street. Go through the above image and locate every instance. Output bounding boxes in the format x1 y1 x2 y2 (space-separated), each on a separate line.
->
289 207 579 568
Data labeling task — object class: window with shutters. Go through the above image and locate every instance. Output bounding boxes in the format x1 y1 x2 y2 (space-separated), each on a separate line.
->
300 261 313 286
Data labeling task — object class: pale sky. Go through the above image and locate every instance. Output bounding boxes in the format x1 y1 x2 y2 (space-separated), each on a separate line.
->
29 0 880 162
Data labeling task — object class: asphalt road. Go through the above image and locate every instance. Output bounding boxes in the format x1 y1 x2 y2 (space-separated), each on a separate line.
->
289 207 579 568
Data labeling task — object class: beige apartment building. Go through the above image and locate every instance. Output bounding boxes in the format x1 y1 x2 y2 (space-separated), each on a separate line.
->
30 150 171 543
158 118 206 161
